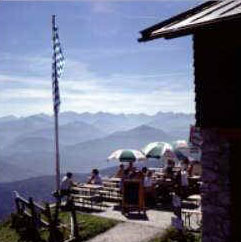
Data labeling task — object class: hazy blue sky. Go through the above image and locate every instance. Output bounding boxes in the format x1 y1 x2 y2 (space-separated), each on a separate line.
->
0 0 204 117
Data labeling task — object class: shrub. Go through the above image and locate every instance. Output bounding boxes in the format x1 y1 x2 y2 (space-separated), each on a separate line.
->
150 226 201 242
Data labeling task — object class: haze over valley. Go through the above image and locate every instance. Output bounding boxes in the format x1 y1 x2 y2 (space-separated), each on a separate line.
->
0 111 194 183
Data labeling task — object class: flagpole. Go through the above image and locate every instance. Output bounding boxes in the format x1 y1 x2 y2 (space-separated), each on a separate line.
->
54 108 60 191
52 15 60 192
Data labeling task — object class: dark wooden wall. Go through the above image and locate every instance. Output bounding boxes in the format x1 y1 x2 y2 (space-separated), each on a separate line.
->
194 20 241 242
194 20 241 128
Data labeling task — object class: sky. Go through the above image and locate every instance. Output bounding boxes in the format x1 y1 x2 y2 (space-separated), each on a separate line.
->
0 0 204 117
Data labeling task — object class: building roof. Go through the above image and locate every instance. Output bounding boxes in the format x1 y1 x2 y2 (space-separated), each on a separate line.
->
139 0 241 42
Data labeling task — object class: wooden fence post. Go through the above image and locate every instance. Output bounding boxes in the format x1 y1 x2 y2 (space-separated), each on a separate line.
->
49 195 64 242
29 197 37 227
45 202 52 225
70 201 79 239
15 197 22 214
53 193 61 226
13 191 22 215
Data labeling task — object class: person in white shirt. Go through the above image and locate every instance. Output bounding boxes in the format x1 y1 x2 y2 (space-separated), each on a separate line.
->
144 170 153 188
180 167 189 198
60 172 74 197
181 170 189 187
143 170 156 207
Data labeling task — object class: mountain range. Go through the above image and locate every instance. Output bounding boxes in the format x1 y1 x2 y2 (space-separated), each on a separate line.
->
0 111 194 183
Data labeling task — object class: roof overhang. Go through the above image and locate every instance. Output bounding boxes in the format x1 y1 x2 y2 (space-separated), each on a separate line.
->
139 0 241 42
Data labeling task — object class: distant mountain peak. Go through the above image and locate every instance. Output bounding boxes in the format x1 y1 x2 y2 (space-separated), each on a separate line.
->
27 113 51 120
133 124 156 131
129 125 167 135
60 111 79 116
110 124 168 139
0 115 17 123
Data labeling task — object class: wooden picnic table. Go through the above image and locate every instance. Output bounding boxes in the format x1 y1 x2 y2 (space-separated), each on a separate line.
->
181 208 202 231
109 177 122 182
188 175 201 180
103 177 121 188
101 177 122 202
78 184 102 189
186 194 201 206
70 184 104 210
72 184 102 195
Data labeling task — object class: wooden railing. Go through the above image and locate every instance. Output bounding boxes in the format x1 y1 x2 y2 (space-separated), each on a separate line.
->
14 191 52 227
13 191 79 242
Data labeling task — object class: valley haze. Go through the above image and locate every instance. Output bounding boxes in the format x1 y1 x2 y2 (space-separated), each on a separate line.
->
0 111 194 183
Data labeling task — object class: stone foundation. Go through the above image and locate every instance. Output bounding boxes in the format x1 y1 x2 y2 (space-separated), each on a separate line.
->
201 129 231 242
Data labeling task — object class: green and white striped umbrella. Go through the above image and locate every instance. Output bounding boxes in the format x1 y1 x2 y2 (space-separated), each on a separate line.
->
171 140 188 150
142 142 174 159
172 140 189 160
172 140 201 161
107 149 146 162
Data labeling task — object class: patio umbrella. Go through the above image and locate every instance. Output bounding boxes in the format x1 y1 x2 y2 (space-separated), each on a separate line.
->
172 140 188 150
172 140 201 162
142 142 174 159
172 140 189 160
107 149 146 162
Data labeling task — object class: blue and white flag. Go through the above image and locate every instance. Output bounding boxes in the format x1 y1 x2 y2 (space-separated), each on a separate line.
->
52 17 64 113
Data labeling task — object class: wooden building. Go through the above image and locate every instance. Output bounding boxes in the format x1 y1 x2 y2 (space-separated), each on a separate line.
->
139 1 241 242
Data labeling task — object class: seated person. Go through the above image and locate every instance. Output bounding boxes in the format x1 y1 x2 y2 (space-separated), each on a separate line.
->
143 171 156 207
126 162 137 179
142 167 148 176
190 161 202 176
164 159 175 178
181 157 190 171
134 166 147 180
120 169 130 193
127 162 135 172
87 169 103 185
60 172 75 201
180 166 189 198
114 164 125 178
143 170 153 188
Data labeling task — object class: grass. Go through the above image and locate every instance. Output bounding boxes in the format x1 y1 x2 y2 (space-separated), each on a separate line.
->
0 212 119 242
149 226 201 242
59 212 119 241
0 219 20 242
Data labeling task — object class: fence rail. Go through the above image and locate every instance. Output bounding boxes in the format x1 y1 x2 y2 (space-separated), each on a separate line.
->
14 191 52 227
13 191 79 242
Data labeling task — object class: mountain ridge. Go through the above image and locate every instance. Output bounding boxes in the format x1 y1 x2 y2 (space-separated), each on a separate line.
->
0 111 194 183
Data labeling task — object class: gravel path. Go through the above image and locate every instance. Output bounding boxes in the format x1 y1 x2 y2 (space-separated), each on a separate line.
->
86 222 163 242
85 207 173 242
92 207 173 228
